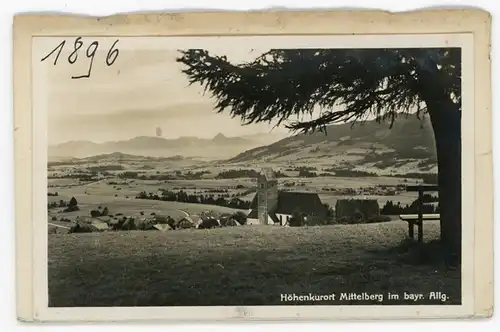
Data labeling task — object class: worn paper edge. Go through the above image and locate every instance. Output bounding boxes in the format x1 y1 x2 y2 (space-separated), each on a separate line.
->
12 8 492 322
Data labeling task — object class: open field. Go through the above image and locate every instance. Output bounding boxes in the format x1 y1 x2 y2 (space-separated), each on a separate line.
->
48 173 421 218
48 220 460 307
48 194 242 221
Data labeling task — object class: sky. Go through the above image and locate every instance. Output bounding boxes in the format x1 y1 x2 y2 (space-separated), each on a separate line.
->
42 38 291 145
41 37 300 145
35 35 456 146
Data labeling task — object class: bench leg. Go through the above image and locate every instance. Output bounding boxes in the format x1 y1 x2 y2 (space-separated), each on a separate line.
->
417 222 423 243
408 222 414 239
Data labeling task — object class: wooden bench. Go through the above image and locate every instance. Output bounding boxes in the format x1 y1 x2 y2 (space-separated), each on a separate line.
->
399 213 440 242
400 185 440 242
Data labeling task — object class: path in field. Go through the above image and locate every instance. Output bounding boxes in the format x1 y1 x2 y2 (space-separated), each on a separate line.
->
177 209 190 217
48 223 70 229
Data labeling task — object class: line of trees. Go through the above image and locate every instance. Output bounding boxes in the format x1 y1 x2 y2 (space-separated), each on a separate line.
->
117 170 210 181
215 169 288 179
391 173 438 184
135 190 251 210
47 197 79 212
381 198 439 215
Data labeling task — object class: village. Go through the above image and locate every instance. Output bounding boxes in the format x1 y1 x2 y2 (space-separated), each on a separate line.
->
48 165 438 235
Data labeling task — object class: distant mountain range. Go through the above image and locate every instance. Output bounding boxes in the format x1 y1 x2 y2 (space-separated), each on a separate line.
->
48 132 288 160
49 115 438 174
47 152 208 168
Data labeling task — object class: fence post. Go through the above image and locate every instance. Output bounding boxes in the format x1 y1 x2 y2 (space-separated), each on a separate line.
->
408 221 414 239
417 187 424 242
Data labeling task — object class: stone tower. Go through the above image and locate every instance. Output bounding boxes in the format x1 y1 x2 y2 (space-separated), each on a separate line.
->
257 167 278 225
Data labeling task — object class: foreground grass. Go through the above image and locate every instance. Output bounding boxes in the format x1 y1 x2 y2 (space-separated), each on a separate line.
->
48 221 460 307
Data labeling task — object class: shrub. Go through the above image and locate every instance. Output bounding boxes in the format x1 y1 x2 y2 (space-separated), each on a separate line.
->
69 197 78 207
335 199 380 223
231 211 247 225
101 207 109 216
110 218 125 231
336 216 351 224
198 218 220 229
51 216 57 221
367 215 392 223
220 217 239 227
69 223 93 233
62 205 80 213
136 219 155 231
165 216 177 229
304 216 329 226
121 218 137 230
90 210 101 217
288 210 305 227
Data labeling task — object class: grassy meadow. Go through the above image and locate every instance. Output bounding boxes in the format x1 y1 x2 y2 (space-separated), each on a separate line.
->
48 220 460 307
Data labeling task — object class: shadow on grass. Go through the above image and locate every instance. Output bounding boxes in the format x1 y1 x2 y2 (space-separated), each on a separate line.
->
48 237 461 307
367 238 461 270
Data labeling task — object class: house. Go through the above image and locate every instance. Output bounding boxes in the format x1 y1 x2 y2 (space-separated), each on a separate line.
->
76 216 94 224
153 224 173 232
109 217 123 226
189 215 202 227
95 216 112 224
90 221 109 232
175 214 202 228
247 167 328 225
219 217 241 227
137 216 155 224
153 214 169 223
175 216 196 229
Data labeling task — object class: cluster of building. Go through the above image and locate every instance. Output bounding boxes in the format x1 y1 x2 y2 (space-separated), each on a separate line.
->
66 211 243 233
246 168 329 225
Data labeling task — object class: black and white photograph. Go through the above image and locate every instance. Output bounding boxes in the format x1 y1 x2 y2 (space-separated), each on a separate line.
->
43 40 463 305
13 9 493 322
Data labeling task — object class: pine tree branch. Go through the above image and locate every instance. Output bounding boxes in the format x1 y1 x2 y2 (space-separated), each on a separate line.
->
176 48 460 134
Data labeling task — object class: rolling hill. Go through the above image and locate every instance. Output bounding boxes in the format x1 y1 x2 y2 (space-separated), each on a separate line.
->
227 114 438 175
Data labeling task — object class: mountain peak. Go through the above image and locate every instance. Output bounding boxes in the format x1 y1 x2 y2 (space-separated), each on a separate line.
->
212 133 228 141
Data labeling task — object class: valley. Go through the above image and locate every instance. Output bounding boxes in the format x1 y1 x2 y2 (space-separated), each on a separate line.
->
47 114 438 228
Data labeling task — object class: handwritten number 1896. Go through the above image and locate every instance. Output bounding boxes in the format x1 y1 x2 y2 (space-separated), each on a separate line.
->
40 37 120 79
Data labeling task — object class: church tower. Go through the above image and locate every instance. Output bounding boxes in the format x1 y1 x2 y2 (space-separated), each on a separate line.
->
257 167 278 225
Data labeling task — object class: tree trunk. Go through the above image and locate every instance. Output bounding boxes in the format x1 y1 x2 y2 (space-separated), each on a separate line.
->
427 98 461 267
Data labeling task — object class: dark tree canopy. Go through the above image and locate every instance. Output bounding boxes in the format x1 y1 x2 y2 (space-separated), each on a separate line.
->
176 48 460 133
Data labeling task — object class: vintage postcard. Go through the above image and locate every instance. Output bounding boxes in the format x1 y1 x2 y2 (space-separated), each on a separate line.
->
13 9 492 322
